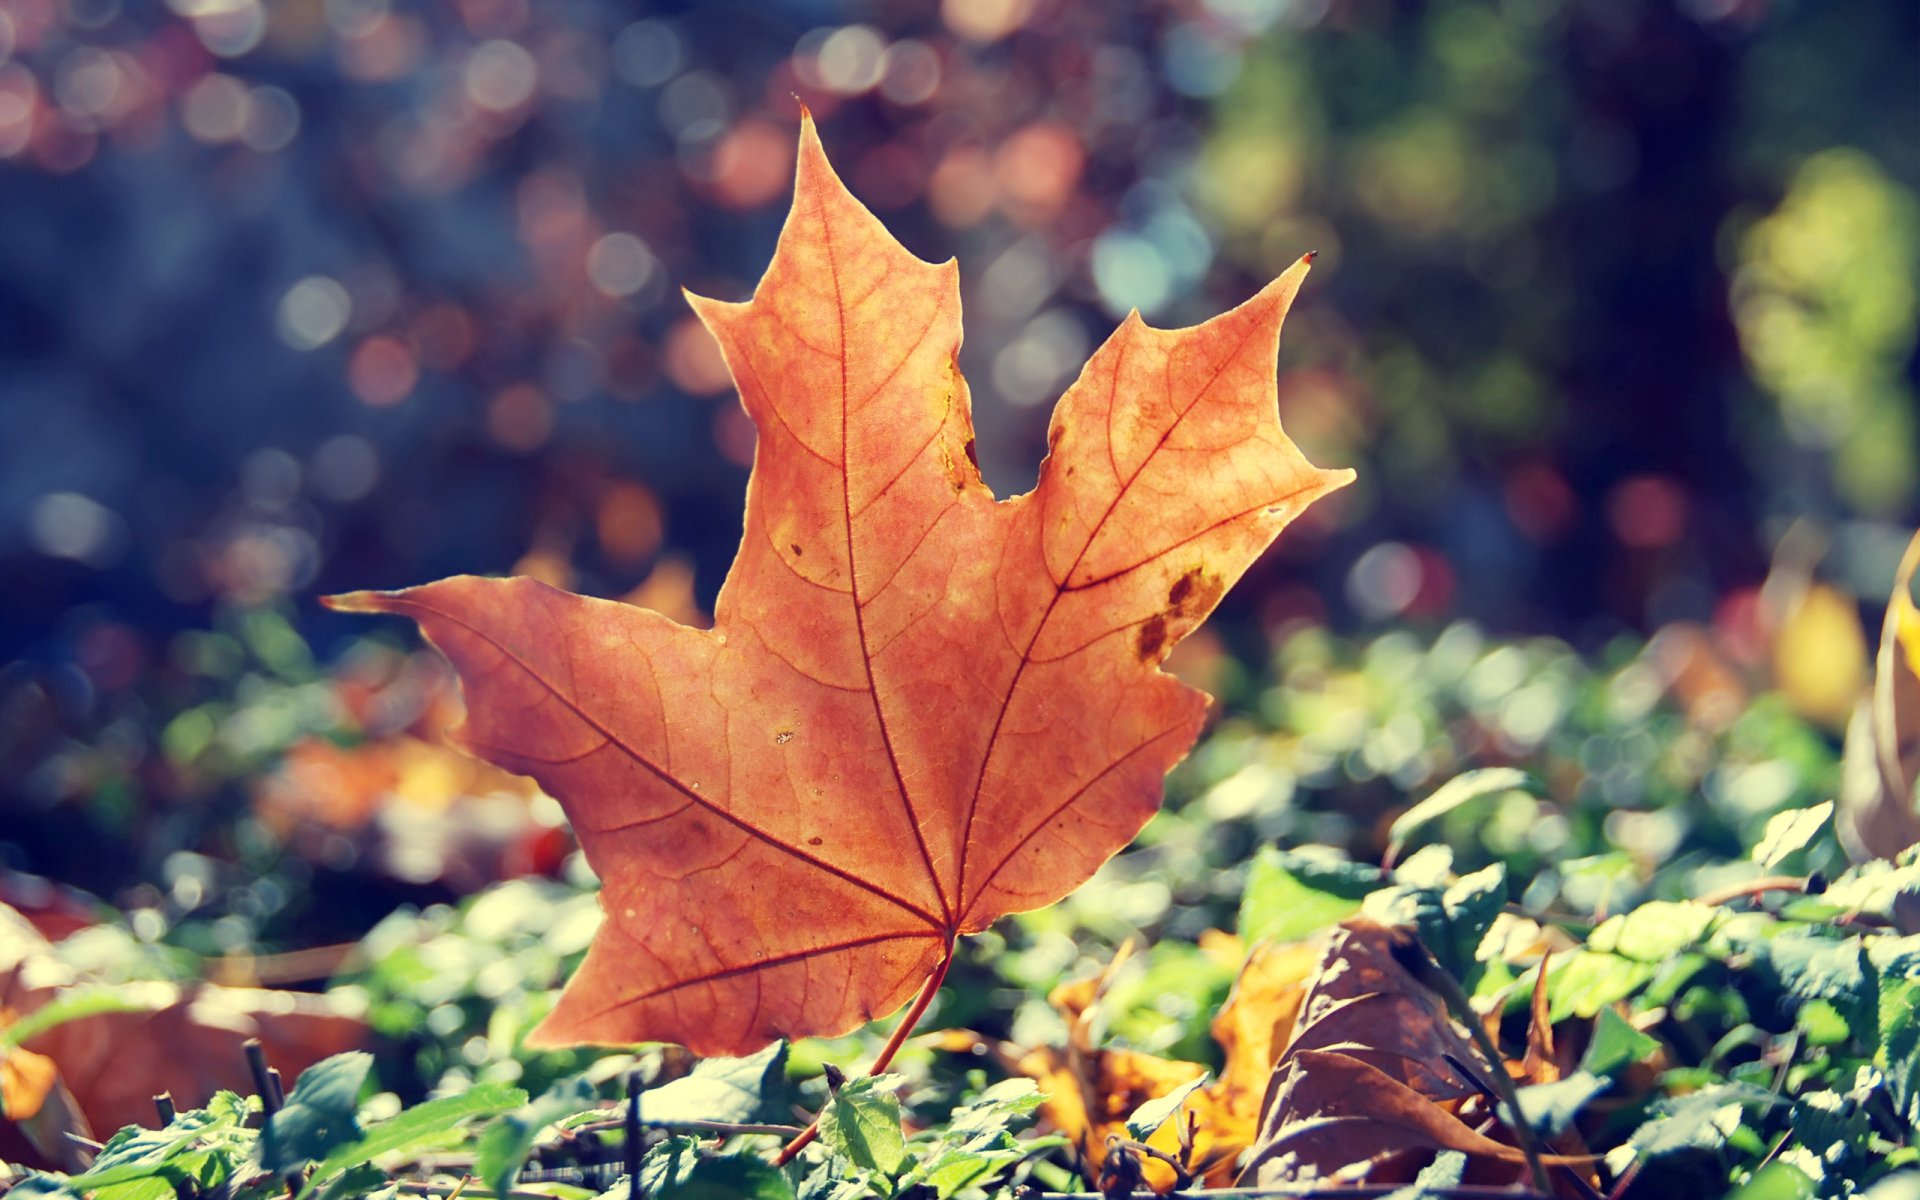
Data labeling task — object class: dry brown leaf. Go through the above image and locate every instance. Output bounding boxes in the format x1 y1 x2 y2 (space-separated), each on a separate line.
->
327 114 1351 1054
1002 935 1320 1190
1519 950 1559 1086
1241 920 1521 1187
1244 1049 1537 1185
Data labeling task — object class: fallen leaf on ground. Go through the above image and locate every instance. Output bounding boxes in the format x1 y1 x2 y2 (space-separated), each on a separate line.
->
1009 948 1206 1194
998 934 1319 1190
328 113 1351 1054
1241 919 1548 1188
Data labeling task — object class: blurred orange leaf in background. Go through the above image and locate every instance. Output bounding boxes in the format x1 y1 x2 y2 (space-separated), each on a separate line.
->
0 904 367 1172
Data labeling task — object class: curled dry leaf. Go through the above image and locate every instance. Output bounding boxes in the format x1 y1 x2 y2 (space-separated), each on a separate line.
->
1839 528 1920 861
1242 919 1538 1187
0 903 368 1170
327 114 1351 1054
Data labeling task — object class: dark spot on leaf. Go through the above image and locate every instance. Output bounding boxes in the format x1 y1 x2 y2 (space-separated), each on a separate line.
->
963 437 978 469
808 836 823 846
1136 614 1169 661
790 543 803 557
1167 567 1223 616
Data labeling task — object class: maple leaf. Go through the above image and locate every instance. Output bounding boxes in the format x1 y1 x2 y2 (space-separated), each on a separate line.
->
327 115 1352 1055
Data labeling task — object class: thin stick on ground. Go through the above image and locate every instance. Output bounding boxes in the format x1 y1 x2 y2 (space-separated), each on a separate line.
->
625 1070 642 1194
573 1117 806 1138
1694 874 1816 907
774 939 955 1166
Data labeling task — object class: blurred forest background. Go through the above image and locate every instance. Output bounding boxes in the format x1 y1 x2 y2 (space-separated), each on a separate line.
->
1 0 1916 949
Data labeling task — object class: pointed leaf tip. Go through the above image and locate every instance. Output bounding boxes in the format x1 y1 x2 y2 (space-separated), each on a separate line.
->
319 591 377 613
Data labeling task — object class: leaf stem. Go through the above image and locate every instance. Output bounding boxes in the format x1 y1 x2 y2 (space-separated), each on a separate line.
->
773 939 955 1166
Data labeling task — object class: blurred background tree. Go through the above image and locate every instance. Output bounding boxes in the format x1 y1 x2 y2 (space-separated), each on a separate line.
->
0 0 1914 931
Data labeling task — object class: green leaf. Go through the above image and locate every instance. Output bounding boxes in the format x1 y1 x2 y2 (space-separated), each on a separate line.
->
476 1074 599 1198
1588 901 1718 962
641 1041 793 1126
1367 862 1507 989
654 1156 795 1199
1881 977 1920 1125
314 1164 392 1200
1239 847 1379 944
0 987 154 1049
1387 768 1537 858
1383 1149 1467 1200
1628 1084 1775 1159
1582 1007 1660 1077
1726 1162 1817 1200
1788 1088 1869 1163
1752 801 1833 870
259 1051 374 1174
1123 1073 1207 1141
896 1079 1050 1199
1759 929 1876 1028
1796 997 1852 1046
1507 1070 1605 1137
1547 951 1657 1022
818 1074 908 1177
300 1081 527 1197
89 1182 175 1200
637 1135 704 1193
68 1097 252 1189
1817 860 1920 918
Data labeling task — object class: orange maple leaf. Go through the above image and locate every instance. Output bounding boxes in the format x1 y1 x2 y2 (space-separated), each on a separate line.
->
327 115 1351 1055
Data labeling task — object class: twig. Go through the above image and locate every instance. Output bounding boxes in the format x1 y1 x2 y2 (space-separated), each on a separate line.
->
573 1117 806 1138
1385 931 1553 1196
244 1039 281 1116
62 1132 105 1152
244 1039 302 1199
625 1071 642 1198
395 1184 553 1199
1106 1135 1193 1188
774 937 956 1166
154 1092 177 1125
210 943 365 987
1694 875 1813 907
1604 1156 1643 1200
